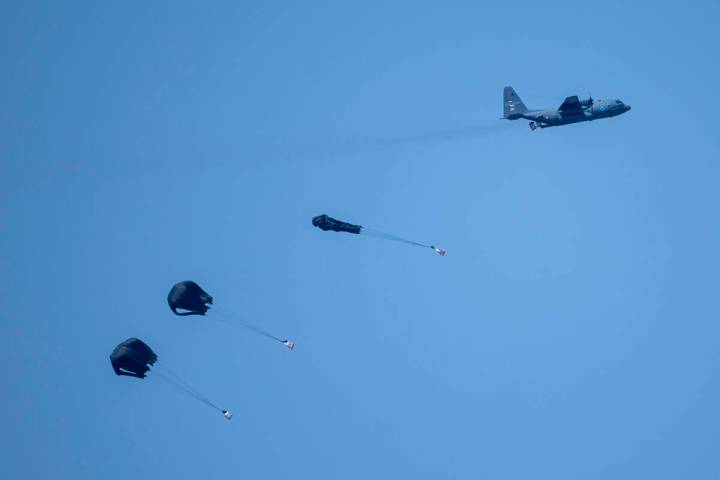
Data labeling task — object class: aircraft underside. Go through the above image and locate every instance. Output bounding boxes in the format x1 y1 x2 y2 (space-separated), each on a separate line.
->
527 115 591 131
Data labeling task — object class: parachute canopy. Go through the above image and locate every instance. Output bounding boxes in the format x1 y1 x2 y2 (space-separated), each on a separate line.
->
312 214 362 234
168 280 213 316
110 337 158 379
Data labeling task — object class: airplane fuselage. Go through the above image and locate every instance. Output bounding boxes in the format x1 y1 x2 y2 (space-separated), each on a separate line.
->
523 99 631 128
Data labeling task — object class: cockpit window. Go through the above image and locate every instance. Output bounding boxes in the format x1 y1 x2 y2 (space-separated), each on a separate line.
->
616 100 624 105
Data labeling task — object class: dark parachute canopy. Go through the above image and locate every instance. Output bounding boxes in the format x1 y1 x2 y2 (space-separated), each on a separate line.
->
168 280 213 316
312 214 362 234
109 337 157 379
312 213 446 256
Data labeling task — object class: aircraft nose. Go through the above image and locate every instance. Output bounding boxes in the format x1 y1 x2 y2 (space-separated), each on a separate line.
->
625 104 631 111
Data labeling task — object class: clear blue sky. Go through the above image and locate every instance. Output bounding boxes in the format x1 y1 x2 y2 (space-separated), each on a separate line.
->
2 1 719 478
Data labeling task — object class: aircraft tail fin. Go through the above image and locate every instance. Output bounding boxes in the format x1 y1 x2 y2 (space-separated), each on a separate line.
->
503 86 528 119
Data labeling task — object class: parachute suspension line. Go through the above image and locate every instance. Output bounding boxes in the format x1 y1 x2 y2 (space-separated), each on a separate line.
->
361 227 446 255
155 366 207 401
153 371 214 409
152 366 223 412
209 308 285 343
154 372 217 410
154 368 219 409
361 228 430 248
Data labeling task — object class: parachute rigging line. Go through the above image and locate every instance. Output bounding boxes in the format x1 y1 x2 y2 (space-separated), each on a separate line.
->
209 308 295 349
152 366 223 412
362 228 446 255
361 228 431 248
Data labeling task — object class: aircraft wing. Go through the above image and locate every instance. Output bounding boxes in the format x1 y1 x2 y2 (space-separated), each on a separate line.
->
558 95 582 112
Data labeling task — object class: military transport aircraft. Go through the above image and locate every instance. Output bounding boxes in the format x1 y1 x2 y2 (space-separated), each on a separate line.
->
503 86 630 130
